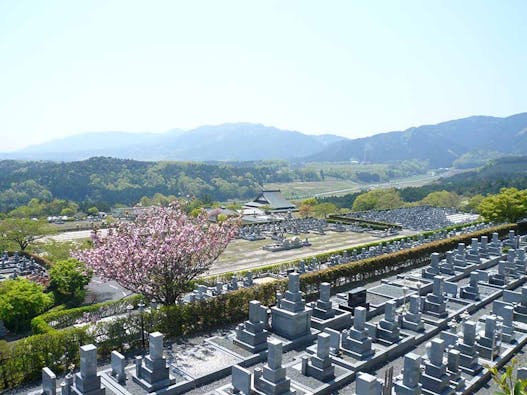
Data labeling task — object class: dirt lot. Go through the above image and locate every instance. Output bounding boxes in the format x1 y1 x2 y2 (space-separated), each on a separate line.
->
208 229 416 275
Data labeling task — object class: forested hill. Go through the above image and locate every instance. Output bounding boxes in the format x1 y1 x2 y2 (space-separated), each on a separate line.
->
3 123 345 162
317 156 527 208
305 113 527 167
397 156 527 202
0 158 282 212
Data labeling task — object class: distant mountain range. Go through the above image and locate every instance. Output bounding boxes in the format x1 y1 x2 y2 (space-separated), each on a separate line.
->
3 113 527 166
307 113 527 167
3 123 344 162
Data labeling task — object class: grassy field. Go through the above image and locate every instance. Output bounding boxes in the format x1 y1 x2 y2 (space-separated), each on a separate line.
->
266 170 460 201
265 180 361 200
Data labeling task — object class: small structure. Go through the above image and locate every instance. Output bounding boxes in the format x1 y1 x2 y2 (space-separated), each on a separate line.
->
73 344 105 395
301 333 335 382
420 339 453 395
459 272 480 301
376 300 401 345
41 367 57 395
341 307 375 360
253 339 296 395
394 353 422 395
422 276 448 318
235 300 269 352
355 372 383 395
476 315 500 360
132 332 173 391
271 273 312 340
401 295 424 332
310 282 352 331
110 351 126 384
456 321 482 375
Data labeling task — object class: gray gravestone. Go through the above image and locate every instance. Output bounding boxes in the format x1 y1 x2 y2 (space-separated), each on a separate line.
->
356 372 383 395
324 327 341 355
271 272 311 340
320 282 331 302
232 365 252 394
394 353 421 394
354 307 366 330
110 351 126 383
73 344 105 395
133 332 171 391
42 367 57 395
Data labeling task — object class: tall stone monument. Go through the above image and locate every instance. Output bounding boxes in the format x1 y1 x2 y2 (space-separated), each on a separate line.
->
456 321 482 375
133 332 172 391
254 339 296 395
301 332 335 381
459 272 480 301
402 295 424 332
420 339 453 395
355 372 383 395
271 272 312 340
476 315 500 360
422 276 448 318
311 282 335 320
376 300 401 345
341 307 375 360
72 344 105 395
394 353 422 395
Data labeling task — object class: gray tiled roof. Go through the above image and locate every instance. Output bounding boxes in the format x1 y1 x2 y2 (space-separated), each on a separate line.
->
245 190 296 210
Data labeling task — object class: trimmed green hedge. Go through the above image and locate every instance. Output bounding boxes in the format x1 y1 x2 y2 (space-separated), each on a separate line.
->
31 294 144 334
0 328 91 390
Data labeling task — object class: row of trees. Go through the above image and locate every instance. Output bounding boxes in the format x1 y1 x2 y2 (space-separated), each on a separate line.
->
312 186 527 224
0 157 433 215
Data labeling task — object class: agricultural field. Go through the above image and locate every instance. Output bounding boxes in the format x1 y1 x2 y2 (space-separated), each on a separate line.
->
266 171 449 200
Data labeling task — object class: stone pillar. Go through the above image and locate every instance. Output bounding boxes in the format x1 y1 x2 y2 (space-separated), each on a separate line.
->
133 332 172 391
304 333 335 381
457 321 482 375
376 300 400 345
110 351 126 384
402 295 424 332
42 367 57 395
234 300 269 352
341 307 374 360
476 315 500 360
324 328 341 355
420 339 450 394
394 353 421 395
422 276 447 318
499 305 516 343
254 339 296 395
72 344 105 395
312 282 335 320
61 373 73 395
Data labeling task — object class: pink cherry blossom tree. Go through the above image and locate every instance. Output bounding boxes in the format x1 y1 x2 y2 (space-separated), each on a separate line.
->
72 202 238 305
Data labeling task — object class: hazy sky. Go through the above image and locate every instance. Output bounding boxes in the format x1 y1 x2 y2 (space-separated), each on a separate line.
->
1 0 526 151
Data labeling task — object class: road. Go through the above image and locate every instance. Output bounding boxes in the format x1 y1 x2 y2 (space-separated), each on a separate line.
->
313 168 469 198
